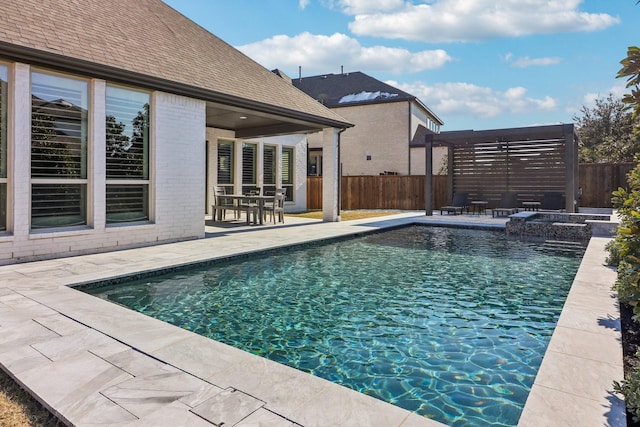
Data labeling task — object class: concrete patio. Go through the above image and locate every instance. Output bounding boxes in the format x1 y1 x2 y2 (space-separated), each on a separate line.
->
0 211 626 426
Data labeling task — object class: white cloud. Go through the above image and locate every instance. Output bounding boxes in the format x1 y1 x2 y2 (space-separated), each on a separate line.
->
388 80 557 119
299 0 310 9
236 32 453 75
345 0 620 43
507 55 562 68
579 81 628 109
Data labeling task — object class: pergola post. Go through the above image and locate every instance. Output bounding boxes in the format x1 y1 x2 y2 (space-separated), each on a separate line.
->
425 133 433 215
564 123 578 213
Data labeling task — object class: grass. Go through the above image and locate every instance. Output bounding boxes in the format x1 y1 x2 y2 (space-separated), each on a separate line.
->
286 210 401 220
0 369 64 427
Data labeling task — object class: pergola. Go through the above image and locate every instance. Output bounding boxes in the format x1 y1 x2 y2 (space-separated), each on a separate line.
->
423 124 580 215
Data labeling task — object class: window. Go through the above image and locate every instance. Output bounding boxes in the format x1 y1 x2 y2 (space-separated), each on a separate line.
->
31 71 88 229
308 149 322 176
0 65 7 232
282 147 294 201
217 140 234 194
263 145 276 195
241 142 257 194
105 85 150 224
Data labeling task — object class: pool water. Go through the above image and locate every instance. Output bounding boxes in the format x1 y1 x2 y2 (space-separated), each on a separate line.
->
85 226 585 427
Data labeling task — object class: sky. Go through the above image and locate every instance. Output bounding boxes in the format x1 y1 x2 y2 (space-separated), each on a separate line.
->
162 0 640 131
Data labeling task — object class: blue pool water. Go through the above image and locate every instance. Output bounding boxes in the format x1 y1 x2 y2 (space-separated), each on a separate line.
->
84 226 585 426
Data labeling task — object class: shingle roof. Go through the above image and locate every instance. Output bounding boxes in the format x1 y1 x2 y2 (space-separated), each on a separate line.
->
292 71 415 108
0 0 350 130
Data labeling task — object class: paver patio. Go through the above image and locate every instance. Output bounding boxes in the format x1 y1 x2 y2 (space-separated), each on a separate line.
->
0 212 626 426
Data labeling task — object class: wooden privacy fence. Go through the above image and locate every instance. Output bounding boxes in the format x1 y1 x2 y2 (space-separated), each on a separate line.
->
579 162 635 208
307 163 635 210
307 175 448 211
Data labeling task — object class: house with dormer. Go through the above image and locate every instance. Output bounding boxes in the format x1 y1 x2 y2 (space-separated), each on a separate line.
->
292 71 444 176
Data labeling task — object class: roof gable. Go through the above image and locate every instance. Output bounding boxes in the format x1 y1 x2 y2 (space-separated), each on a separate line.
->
0 0 350 131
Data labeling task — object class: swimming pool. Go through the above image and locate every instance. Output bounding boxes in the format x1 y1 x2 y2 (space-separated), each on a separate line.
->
84 226 585 427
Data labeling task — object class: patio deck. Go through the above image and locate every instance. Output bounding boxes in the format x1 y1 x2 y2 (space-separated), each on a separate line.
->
0 211 625 426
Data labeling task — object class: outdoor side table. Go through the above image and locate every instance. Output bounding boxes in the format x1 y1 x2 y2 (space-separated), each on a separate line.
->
471 200 489 215
522 201 541 211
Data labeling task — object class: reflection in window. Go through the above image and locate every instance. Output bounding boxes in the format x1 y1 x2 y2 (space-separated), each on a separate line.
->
217 140 234 194
0 65 7 231
282 147 294 201
31 71 88 229
105 85 150 224
263 145 276 195
242 142 257 194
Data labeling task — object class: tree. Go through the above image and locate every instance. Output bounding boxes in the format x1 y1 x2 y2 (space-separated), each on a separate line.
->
573 93 639 163
619 45 640 129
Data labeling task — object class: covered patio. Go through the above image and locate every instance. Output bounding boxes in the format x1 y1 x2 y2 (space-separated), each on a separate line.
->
423 124 580 214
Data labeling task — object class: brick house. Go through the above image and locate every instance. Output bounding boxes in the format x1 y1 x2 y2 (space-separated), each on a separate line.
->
292 71 444 176
0 0 350 264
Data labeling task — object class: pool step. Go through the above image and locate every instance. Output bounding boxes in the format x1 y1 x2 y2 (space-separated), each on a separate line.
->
540 239 587 254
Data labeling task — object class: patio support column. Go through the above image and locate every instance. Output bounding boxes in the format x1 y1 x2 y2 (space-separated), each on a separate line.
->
564 123 578 213
424 133 433 215
322 127 340 222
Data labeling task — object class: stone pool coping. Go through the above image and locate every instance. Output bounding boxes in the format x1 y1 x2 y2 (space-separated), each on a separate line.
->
0 211 625 426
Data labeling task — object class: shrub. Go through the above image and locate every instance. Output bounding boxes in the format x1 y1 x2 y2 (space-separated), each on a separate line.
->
611 160 640 420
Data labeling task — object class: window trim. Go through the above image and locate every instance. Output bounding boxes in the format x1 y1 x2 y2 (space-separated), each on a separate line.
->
105 83 151 226
281 146 294 202
30 69 90 230
0 62 8 232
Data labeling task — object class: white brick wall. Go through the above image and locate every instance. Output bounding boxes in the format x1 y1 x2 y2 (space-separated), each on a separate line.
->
0 63 207 265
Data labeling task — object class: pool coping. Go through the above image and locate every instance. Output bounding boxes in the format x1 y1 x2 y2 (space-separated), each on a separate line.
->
0 212 626 426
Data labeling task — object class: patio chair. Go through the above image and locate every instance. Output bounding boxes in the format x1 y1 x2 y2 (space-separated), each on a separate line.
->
263 192 285 224
440 192 468 215
541 192 564 211
492 192 519 217
211 186 235 221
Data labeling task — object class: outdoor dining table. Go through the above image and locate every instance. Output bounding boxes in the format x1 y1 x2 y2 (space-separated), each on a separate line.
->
217 194 274 225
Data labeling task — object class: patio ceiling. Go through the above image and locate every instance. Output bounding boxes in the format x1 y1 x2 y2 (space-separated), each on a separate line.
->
205 101 330 139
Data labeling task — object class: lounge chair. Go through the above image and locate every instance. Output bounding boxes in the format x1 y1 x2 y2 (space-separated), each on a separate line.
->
492 192 519 217
541 192 564 211
440 192 468 215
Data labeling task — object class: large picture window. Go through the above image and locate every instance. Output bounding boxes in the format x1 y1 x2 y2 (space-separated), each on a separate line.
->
0 65 7 232
105 85 150 224
217 140 234 194
31 71 88 229
282 147 294 201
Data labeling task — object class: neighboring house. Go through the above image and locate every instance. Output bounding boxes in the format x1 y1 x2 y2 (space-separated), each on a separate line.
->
292 71 444 176
0 0 351 264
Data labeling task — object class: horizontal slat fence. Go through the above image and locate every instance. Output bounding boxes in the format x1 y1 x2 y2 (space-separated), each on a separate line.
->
452 138 567 208
307 163 635 210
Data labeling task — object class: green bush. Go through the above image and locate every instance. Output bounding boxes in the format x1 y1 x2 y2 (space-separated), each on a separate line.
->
615 366 640 423
611 161 640 420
